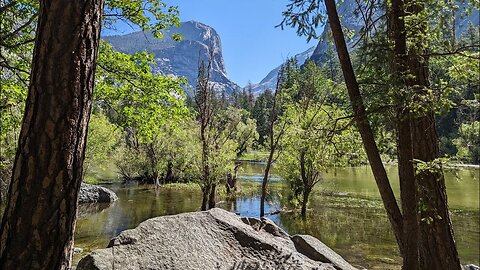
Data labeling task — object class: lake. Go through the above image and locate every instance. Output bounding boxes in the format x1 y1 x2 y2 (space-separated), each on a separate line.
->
74 163 479 269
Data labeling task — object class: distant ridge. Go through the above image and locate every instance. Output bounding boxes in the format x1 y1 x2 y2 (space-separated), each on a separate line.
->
251 46 316 95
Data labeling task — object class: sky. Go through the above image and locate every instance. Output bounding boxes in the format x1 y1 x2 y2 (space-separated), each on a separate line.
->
104 0 321 87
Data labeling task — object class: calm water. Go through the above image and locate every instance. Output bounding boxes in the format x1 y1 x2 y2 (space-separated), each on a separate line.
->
74 163 479 269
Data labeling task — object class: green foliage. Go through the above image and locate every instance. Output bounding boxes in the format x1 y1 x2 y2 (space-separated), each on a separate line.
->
103 0 181 38
252 90 275 145
277 60 365 212
115 146 148 180
453 121 480 164
0 1 37 201
84 113 122 178
215 107 259 157
95 41 188 142
0 0 183 194
154 121 202 182
279 0 326 41
114 119 202 182
93 41 192 182
202 137 237 187
83 176 100 185
279 102 365 202
230 86 255 113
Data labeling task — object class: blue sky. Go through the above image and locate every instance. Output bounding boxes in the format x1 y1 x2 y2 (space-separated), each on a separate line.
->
104 0 321 87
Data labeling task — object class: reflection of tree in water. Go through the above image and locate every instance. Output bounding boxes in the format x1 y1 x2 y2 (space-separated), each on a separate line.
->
225 197 238 213
77 203 112 219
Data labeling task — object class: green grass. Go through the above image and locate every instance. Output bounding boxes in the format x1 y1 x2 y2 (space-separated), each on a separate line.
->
161 182 200 191
83 175 99 184
160 180 282 201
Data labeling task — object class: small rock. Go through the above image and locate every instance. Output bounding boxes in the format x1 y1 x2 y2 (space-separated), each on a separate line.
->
74 247 84 254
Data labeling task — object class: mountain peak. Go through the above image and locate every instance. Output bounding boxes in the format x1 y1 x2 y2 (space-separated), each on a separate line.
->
104 21 238 96
251 46 316 95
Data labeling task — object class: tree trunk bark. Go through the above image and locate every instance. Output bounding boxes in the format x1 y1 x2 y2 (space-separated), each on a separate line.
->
208 183 216 209
301 200 307 218
233 162 240 193
226 174 232 195
165 161 173 184
409 50 461 270
201 186 209 211
402 1 461 268
397 114 420 270
200 124 210 210
413 114 461 270
301 189 310 219
0 0 103 269
324 0 405 254
390 0 420 268
260 148 275 217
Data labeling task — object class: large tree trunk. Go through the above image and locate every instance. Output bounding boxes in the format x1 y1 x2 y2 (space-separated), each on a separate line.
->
413 115 461 270
0 0 103 269
324 0 405 254
390 0 420 268
396 114 419 270
402 1 461 268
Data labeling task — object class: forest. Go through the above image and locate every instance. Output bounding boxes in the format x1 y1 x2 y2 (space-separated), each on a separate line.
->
0 0 479 269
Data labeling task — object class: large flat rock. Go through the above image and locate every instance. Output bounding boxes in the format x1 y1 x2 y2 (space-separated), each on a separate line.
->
77 208 356 270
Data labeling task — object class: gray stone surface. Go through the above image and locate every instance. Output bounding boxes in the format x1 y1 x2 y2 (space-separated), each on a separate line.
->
308 0 478 65
77 208 356 270
292 235 357 270
464 264 480 270
78 183 118 204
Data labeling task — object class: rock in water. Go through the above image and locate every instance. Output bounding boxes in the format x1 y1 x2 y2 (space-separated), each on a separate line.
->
78 183 118 204
77 208 356 270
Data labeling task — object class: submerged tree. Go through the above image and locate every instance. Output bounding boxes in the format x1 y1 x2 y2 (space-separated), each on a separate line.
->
279 102 362 218
278 62 364 218
94 41 187 185
194 51 237 210
195 55 216 210
259 59 298 217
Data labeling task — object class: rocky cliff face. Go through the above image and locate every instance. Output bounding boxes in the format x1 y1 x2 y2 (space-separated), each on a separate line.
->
104 21 239 95
309 0 479 64
252 1 478 95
